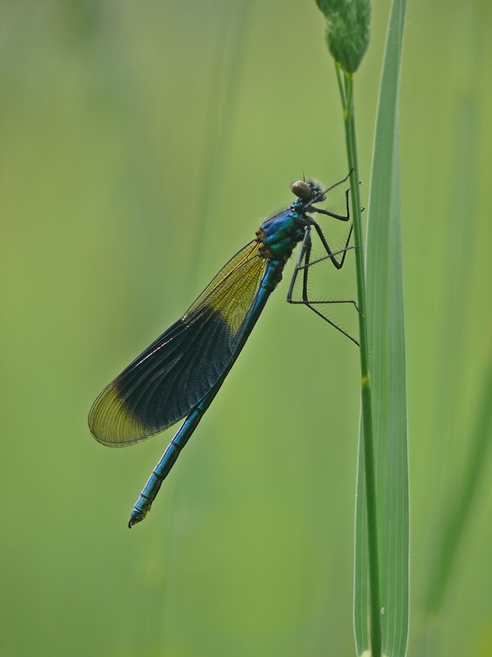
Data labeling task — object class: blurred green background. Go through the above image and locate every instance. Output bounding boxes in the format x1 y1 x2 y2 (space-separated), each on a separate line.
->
1 1 492 655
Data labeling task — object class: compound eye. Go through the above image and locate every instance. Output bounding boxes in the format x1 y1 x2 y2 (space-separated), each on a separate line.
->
291 180 312 200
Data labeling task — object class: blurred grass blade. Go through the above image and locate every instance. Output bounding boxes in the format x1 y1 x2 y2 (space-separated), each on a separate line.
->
419 58 487 651
353 0 408 655
425 358 492 614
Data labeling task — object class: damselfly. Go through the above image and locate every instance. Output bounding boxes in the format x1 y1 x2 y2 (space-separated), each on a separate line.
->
89 175 358 527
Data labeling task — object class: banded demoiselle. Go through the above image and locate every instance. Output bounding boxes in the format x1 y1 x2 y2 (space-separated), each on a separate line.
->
89 176 357 527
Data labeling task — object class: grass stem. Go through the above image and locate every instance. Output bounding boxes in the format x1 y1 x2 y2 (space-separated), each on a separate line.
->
337 63 382 657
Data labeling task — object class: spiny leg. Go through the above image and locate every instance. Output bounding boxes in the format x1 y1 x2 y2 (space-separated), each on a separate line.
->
305 183 365 273
310 187 351 223
287 224 359 345
309 220 354 270
287 225 312 306
320 171 353 198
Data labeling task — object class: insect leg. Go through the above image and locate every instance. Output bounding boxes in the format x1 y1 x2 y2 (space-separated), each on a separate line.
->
311 187 351 222
287 226 359 345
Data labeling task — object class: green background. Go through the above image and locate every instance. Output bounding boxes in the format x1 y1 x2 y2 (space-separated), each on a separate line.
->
2 1 492 655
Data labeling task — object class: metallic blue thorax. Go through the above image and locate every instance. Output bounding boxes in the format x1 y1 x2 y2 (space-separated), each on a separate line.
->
256 200 308 262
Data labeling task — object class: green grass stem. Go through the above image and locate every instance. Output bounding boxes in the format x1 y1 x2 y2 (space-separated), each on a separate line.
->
336 65 382 657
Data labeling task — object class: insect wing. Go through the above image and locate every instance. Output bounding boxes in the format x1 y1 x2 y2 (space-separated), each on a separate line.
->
89 241 266 446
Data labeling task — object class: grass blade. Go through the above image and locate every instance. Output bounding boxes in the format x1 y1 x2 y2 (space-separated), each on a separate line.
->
353 0 408 655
